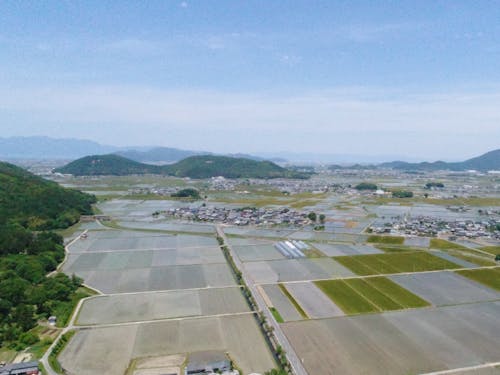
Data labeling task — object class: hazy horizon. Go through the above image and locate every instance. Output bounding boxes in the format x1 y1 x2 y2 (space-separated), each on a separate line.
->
1 1 500 160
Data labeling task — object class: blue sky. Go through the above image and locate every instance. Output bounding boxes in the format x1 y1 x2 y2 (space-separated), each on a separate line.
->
1 1 499 160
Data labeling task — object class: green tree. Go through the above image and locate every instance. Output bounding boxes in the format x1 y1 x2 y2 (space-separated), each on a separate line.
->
12 304 36 331
307 212 317 222
319 214 326 224
355 182 377 191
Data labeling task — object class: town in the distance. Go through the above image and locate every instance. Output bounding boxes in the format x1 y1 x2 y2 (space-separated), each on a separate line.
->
0 136 499 375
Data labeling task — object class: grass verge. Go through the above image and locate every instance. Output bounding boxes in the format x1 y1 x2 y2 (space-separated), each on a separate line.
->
55 286 97 327
270 307 284 323
48 330 75 374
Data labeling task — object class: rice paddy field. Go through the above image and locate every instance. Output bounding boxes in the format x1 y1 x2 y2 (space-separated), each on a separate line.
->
59 224 277 373
62 229 237 293
53 177 499 375
60 315 276 375
232 243 286 262
311 242 382 256
77 287 250 325
67 263 236 294
282 301 500 375
314 276 430 314
244 257 354 283
334 251 461 276
390 271 500 306
283 282 344 318
68 230 218 253
261 284 303 322
457 268 500 291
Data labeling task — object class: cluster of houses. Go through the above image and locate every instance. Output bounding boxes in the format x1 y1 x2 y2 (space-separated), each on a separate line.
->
162 206 311 226
371 216 500 239
0 361 39 375
185 351 239 375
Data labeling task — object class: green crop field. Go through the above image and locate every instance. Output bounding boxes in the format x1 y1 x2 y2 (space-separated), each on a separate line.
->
456 268 500 291
367 235 405 245
448 252 496 267
430 239 470 251
347 278 401 310
315 277 430 315
365 277 429 308
430 240 496 266
335 251 460 276
315 279 377 314
479 246 500 255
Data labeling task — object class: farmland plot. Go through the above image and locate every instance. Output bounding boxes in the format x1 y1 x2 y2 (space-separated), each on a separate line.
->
335 251 461 276
69 230 217 253
261 284 302 321
432 251 478 268
233 244 285 262
315 277 429 314
245 258 354 283
312 242 382 256
77 287 250 325
71 263 235 294
282 301 500 375
284 282 344 318
390 272 500 306
60 315 275 375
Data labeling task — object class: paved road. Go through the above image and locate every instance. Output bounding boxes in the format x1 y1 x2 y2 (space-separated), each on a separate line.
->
420 361 500 375
41 230 92 375
40 296 90 375
216 225 309 375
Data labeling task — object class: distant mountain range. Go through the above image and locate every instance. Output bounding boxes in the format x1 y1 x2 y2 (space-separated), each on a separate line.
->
0 136 285 164
1 136 498 169
379 149 500 172
0 136 118 159
54 154 310 179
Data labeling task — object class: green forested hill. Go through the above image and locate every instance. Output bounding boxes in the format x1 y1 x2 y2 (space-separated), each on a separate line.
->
166 155 308 178
55 154 311 179
0 161 96 229
54 154 163 176
380 149 500 171
0 161 96 350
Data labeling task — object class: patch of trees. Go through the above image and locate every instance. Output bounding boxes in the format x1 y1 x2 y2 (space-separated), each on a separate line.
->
425 182 445 189
171 188 201 199
0 162 95 349
265 368 288 375
355 182 378 191
391 190 414 198
0 227 82 349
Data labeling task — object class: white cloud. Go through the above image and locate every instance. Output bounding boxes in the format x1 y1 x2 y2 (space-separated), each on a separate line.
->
0 85 499 158
180 1 188 8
